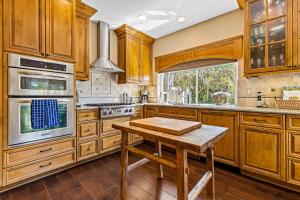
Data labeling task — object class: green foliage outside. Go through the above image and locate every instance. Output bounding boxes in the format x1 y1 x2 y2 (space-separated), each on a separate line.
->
162 63 236 104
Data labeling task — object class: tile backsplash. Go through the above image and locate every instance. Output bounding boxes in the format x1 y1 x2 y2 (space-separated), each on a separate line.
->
76 69 143 104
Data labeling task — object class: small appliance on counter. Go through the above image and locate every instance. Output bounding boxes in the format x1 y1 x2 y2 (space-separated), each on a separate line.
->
140 90 149 103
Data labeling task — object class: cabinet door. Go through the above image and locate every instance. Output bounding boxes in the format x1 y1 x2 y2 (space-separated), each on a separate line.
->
200 110 239 166
244 0 293 75
140 41 152 84
126 35 140 82
240 126 285 180
46 0 75 62
293 0 300 67
75 13 90 80
3 0 45 57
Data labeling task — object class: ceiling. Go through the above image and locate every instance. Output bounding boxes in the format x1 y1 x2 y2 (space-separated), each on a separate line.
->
83 0 239 38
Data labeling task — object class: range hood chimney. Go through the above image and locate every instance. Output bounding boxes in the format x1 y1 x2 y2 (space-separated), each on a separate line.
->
91 21 124 73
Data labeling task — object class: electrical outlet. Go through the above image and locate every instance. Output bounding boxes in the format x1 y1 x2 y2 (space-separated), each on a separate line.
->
271 88 276 92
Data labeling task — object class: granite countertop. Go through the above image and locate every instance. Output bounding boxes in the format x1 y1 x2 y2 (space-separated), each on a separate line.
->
144 103 300 115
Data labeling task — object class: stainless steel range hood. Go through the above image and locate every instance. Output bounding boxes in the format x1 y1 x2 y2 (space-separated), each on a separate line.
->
91 21 124 73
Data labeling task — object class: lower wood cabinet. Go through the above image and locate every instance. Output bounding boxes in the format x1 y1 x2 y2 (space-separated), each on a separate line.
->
200 110 239 166
4 138 75 168
240 125 285 180
77 139 98 161
287 157 300 187
100 133 122 153
157 107 197 121
3 151 75 185
144 106 157 118
286 131 300 158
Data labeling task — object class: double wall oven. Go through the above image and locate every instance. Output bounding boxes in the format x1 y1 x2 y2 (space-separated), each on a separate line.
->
8 53 75 146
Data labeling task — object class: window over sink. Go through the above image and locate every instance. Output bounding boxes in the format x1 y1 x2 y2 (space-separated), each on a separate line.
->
158 62 238 104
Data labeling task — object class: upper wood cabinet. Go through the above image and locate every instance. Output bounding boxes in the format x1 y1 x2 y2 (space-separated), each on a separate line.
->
115 25 155 84
200 110 239 167
3 0 76 63
244 0 295 76
75 2 96 80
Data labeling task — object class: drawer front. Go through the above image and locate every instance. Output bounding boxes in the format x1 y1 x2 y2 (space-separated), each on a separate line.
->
132 134 143 142
287 157 300 187
78 121 98 139
240 113 284 128
4 138 75 167
3 152 75 185
134 106 144 116
100 134 122 153
78 109 99 122
101 117 130 135
78 139 98 161
287 131 300 158
286 115 300 131
157 107 197 121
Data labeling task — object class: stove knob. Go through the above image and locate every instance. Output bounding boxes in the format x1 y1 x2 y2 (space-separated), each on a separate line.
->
124 109 128 113
103 109 109 115
128 108 133 112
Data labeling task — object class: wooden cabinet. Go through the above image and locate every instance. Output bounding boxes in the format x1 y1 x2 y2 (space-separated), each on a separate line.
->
4 138 75 167
3 0 76 62
115 24 155 84
75 2 96 80
77 139 98 161
100 134 122 153
77 109 99 122
287 157 300 186
244 0 294 76
3 151 75 185
77 120 98 140
200 110 239 166
144 106 157 118
100 117 130 136
240 126 285 180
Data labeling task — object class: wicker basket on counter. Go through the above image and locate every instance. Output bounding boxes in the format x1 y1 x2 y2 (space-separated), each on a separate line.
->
275 99 300 110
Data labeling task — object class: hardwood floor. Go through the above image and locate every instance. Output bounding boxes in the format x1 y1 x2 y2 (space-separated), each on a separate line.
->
0 143 299 200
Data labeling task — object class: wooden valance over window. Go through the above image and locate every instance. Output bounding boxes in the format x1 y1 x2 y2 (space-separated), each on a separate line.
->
155 35 243 73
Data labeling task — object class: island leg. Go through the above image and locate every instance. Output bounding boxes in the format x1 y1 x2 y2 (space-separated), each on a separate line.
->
156 141 164 178
176 147 188 200
120 131 129 200
206 145 215 200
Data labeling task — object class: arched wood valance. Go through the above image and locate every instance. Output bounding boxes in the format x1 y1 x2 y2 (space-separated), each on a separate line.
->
155 35 243 73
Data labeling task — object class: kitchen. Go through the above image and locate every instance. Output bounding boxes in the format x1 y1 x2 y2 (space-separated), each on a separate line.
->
0 0 300 199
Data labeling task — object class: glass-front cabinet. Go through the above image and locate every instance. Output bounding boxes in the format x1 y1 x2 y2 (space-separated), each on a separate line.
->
245 0 293 76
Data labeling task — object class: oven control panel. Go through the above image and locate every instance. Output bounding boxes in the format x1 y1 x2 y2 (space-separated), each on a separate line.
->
101 106 135 118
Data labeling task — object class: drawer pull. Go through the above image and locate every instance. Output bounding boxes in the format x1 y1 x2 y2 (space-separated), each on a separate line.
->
84 114 91 117
39 162 52 168
84 129 91 132
39 148 52 153
253 118 267 123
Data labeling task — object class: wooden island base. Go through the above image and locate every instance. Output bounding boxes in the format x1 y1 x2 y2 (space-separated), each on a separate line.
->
112 118 227 200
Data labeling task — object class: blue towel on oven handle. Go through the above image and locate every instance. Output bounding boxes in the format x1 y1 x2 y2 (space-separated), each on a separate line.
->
44 99 59 128
31 99 46 129
31 99 59 129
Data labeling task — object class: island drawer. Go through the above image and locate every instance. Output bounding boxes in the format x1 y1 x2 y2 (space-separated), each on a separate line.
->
3 151 75 185
78 109 99 122
78 121 98 139
4 138 75 167
240 112 284 129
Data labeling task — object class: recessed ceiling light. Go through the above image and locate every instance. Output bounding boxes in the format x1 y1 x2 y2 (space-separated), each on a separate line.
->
138 15 146 21
177 16 186 22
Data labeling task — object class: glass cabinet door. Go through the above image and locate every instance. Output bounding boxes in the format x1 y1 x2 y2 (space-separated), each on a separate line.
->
247 0 291 72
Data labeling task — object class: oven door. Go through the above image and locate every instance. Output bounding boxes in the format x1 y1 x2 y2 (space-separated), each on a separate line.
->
8 98 75 146
8 67 74 96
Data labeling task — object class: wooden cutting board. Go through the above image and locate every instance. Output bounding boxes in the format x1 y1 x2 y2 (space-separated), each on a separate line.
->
129 117 202 135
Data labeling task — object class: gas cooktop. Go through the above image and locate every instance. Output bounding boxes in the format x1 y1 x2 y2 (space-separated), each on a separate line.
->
84 103 135 118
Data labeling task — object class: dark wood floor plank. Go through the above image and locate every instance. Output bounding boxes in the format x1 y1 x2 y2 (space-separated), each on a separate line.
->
0 143 299 200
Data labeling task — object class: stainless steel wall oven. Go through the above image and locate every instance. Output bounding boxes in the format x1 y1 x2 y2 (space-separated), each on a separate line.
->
7 53 75 146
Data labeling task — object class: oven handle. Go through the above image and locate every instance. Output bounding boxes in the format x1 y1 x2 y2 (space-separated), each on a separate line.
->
16 99 70 103
17 70 69 79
